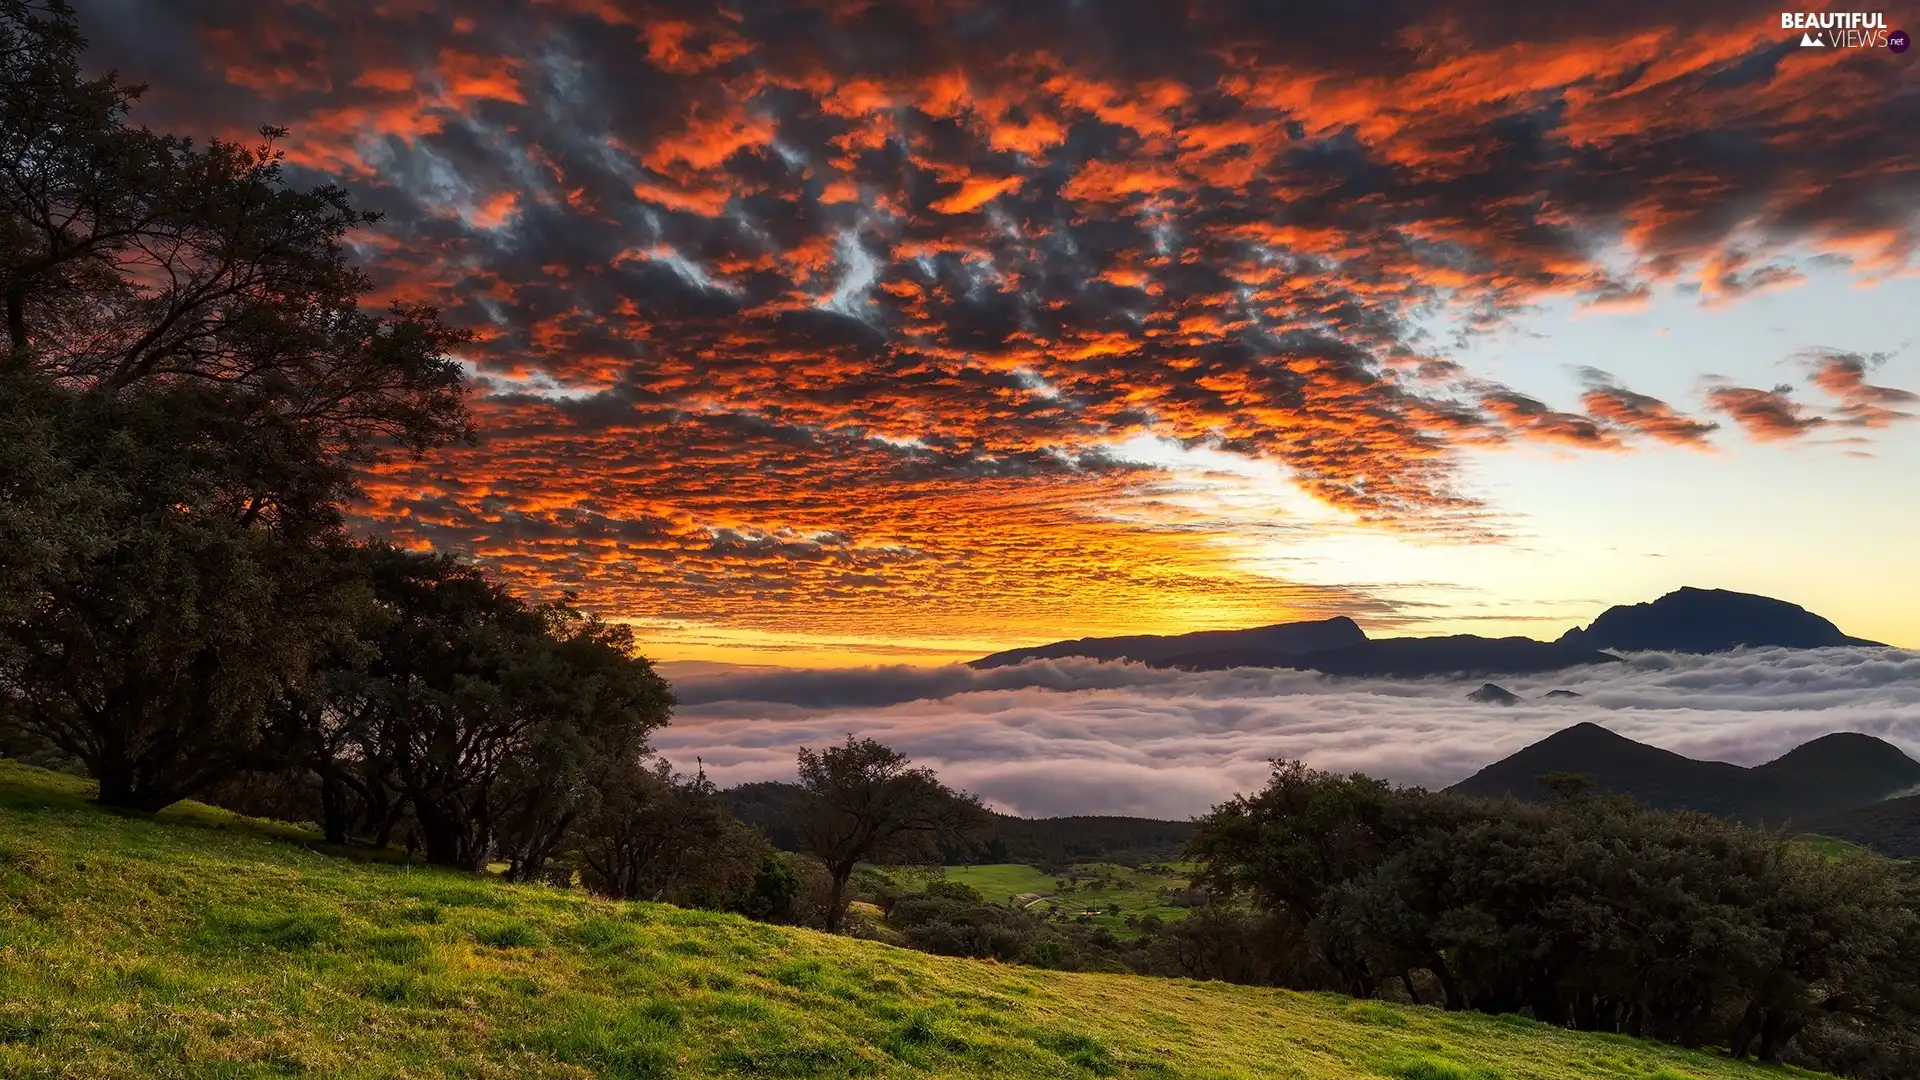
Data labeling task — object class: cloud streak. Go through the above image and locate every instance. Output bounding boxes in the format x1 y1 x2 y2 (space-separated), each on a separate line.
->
1702 381 1828 442
1577 368 1719 448
656 648 1920 818
1804 350 1919 429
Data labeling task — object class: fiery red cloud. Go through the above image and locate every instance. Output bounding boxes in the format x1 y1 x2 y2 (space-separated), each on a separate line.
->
73 0 1919 652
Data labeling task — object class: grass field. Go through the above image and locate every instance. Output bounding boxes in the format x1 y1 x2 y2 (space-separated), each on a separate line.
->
1790 834 1874 860
937 862 1194 936
0 759 1826 1079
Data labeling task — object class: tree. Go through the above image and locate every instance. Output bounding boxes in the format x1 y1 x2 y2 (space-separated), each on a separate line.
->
793 736 986 932
0 1 470 810
2 2 469 455
327 547 672 871
575 758 766 903
723 851 804 924
1186 760 1920 1075
1187 759 1396 922
491 604 674 881
0 377 365 809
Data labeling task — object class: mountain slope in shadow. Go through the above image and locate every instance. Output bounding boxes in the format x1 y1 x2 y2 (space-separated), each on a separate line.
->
1447 723 1920 826
1559 586 1884 652
969 617 1366 669
1807 794 1920 860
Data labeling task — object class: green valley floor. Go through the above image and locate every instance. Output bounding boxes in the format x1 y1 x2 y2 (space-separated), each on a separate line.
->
0 760 1823 1080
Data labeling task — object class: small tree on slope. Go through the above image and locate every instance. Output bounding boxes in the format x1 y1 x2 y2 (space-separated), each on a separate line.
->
794 735 986 932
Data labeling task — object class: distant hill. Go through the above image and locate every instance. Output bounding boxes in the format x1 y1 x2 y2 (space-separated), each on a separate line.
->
1806 794 1920 859
1447 723 1920 825
722 781 1194 868
969 616 1365 669
969 586 1884 677
976 623 1622 678
1750 733 1920 804
1559 586 1883 652
1467 683 1519 705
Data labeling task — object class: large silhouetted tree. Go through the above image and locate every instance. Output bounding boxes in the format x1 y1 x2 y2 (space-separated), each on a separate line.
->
2 2 469 450
309 546 672 872
0 1 469 809
795 736 986 932
0 376 367 808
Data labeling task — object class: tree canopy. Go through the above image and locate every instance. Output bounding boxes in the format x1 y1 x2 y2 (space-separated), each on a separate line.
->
796 735 987 931
0 0 472 811
1187 761 1920 1073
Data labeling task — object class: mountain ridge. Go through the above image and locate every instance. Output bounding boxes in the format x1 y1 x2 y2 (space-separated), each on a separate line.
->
1445 722 1920 826
970 586 1887 675
1559 586 1884 652
969 616 1366 669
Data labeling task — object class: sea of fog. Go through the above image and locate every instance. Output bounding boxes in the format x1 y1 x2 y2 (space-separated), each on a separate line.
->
652 647 1920 819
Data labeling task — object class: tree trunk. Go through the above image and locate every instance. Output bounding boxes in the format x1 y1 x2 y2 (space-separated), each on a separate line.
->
415 803 479 870
1729 1001 1762 1061
319 775 349 845
92 758 139 810
1429 955 1465 1011
825 865 852 932
1757 1013 1803 1063
91 756 179 813
88 713 141 810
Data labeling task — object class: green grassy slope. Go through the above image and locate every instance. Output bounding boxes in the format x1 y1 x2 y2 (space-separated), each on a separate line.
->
936 862 1192 936
1790 834 1876 860
0 761 1822 1080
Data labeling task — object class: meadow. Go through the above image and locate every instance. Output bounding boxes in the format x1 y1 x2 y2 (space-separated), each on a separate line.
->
933 862 1195 937
0 760 1829 1080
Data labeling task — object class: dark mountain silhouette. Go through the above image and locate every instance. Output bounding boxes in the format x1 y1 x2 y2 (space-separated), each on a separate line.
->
1806 794 1920 860
1558 586 1883 653
970 586 1880 677
1157 635 1621 678
980 629 1623 678
1544 689 1582 698
1750 733 1920 808
1468 683 1519 705
1447 723 1920 825
968 616 1366 669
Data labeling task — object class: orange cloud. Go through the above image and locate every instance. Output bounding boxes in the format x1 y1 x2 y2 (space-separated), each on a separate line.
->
929 175 1025 215
1702 383 1827 442
79 0 1916 654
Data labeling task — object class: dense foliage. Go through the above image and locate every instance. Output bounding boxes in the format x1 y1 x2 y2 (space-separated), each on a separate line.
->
794 735 987 930
0 1 682 887
1188 761 1920 1077
0 0 469 811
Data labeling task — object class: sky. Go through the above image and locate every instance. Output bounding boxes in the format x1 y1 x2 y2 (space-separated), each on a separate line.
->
72 0 1920 667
